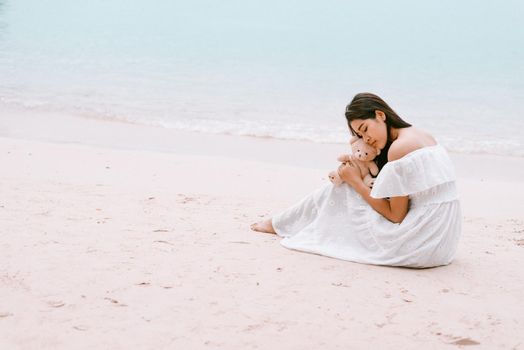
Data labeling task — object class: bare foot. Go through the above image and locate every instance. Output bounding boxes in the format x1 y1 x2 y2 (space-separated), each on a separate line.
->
250 219 276 234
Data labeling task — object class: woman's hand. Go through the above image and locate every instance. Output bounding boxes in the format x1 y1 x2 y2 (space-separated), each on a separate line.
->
337 157 363 187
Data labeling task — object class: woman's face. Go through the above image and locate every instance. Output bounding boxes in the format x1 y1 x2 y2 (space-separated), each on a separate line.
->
349 111 388 150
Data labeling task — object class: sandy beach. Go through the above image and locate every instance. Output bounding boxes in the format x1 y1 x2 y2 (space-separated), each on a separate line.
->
1 108 524 349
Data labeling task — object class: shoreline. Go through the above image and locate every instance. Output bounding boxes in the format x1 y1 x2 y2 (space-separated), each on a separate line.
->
2 104 524 174
1 108 524 348
2 105 524 219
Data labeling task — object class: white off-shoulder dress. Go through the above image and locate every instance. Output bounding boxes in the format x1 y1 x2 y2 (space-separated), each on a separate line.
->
272 144 461 268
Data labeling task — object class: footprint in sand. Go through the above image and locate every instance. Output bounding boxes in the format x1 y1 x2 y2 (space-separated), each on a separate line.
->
514 239 524 247
47 300 65 308
450 338 480 346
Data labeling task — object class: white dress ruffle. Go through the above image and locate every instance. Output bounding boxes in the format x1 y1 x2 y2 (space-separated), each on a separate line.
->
272 144 462 268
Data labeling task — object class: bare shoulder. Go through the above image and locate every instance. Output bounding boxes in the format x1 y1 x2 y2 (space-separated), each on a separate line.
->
388 127 437 162
388 140 419 162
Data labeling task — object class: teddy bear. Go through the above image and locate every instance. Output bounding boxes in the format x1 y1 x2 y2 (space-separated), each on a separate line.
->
328 136 380 188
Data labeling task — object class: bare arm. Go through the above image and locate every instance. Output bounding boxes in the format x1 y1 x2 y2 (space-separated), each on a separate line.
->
351 180 409 223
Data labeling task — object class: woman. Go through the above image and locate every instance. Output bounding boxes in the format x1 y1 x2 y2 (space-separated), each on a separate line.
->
251 93 461 268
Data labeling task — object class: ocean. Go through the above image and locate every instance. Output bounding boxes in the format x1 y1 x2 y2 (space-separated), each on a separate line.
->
1 0 523 156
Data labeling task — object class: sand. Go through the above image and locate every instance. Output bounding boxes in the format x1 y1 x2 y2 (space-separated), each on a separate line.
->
1 108 524 349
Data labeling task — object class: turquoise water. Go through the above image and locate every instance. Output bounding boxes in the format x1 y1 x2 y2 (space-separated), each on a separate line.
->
1 0 523 156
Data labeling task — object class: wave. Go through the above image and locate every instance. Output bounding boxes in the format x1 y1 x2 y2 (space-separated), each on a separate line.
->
1 97 523 158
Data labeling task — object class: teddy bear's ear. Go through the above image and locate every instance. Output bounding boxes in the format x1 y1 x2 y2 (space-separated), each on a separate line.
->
350 136 360 144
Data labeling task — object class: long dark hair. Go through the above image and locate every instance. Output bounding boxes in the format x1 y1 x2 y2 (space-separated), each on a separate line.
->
344 92 412 170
